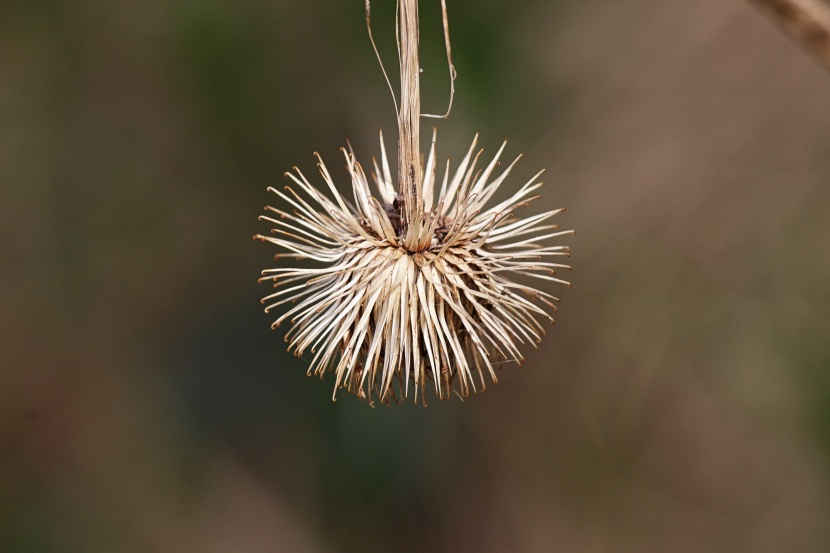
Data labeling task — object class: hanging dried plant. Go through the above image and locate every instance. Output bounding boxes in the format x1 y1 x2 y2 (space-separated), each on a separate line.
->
255 0 572 405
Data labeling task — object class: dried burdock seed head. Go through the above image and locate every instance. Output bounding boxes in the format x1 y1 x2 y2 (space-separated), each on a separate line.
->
255 0 572 405
256 132 571 404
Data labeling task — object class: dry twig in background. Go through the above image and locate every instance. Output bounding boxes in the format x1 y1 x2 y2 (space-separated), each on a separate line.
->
748 0 830 68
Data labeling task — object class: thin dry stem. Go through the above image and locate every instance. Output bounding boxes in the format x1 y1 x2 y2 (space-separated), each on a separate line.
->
422 0 457 119
398 0 423 243
365 0 400 115
749 0 830 69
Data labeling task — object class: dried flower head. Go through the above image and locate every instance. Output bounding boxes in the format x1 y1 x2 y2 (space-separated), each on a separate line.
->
255 131 572 404
256 0 571 404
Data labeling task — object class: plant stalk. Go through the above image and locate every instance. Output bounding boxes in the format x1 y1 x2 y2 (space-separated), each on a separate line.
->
398 0 423 242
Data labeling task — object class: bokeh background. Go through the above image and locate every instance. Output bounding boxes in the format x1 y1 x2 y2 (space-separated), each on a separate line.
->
3 0 830 551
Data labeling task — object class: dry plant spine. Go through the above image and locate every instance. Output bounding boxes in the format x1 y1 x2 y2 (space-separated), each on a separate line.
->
255 0 572 405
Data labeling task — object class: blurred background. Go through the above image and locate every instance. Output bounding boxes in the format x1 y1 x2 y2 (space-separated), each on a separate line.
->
3 0 830 551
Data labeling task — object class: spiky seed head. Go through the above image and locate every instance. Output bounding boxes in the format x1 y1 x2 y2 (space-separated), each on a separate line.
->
255 131 572 405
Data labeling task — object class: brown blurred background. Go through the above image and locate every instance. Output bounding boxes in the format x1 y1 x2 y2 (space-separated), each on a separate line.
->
3 0 830 551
